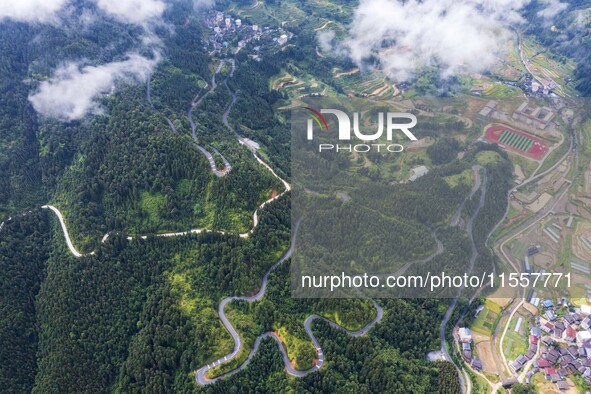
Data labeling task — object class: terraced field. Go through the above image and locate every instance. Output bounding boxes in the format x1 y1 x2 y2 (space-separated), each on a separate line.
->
336 70 398 98
471 299 502 336
521 37 577 97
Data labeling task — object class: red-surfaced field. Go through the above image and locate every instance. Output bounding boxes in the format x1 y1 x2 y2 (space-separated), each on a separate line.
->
484 124 548 160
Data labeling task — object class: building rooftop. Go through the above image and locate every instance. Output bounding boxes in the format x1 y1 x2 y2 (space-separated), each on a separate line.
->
409 165 429 182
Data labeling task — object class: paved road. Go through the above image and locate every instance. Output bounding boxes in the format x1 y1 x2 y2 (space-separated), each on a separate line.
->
190 60 225 126
239 154 291 239
483 125 577 388
187 60 231 177
377 165 485 393
378 228 443 278
42 154 291 252
147 60 231 177
219 60 259 150
196 219 383 385
39 56 382 388
375 166 484 281
195 220 301 384
440 167 488 394
146 76 178 134
43 58 291 254
491 155 574 380
483 88 574 251
40 208 333 385
222 81 238 135
499 299 524 376
514 29 570 98
0 217 10 232
451 165 482 227
221 61 254 151
41 205 94 257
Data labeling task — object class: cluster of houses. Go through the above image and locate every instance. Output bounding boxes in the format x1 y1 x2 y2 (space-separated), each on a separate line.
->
503 75 558 98
457 327 483 371
204 11 290 57
510 299 591 391
509 324 540 374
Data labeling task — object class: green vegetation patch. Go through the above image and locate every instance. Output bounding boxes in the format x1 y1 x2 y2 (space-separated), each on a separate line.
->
206 263 378 379
471 300 502 335
476 150 502 165
481 84 522 98
140 191 167 226
502 312 529 362
443 168 473 188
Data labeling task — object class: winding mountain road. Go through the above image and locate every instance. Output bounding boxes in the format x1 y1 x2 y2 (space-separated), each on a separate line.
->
37 129 488 392
42 57 291 255
187 59 232 177
439 166 488 394
147 60 231 177
451 165 482 227
196 220 383 385
32 57 391 388
376 229 443 279
41 205 95 257
41 151 291 255
382 165 481 280
146 76 178 134
192 61 385 380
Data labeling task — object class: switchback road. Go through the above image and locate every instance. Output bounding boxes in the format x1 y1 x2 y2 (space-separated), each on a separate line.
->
196 220 383 385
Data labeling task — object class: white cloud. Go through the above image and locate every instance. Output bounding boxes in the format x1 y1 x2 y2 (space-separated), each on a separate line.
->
537 0 567 19
340 0 532 80
0 0 167 25
94 0 166 24
317 31 336 53
8 0 168 120
0 0 68 23
29 52 160 120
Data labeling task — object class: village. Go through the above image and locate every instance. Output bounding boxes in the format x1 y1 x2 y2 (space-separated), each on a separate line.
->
442 89 591 392
457 298 591 392
203 11 292 58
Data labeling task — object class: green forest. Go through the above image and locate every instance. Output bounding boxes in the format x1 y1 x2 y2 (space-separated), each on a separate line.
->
1 0 584 393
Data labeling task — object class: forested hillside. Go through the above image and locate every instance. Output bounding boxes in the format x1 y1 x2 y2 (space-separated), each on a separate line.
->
522 0 591 95
0 212 50 393
0 24 43 213
0 0 521 393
